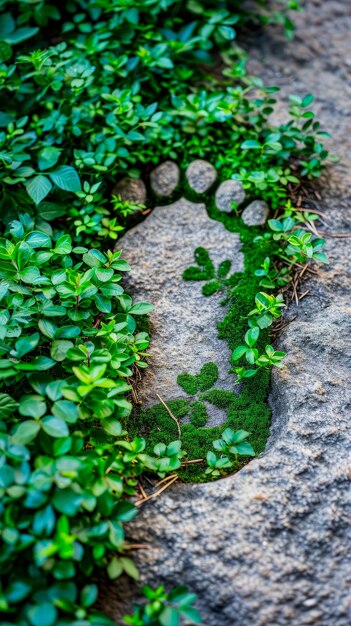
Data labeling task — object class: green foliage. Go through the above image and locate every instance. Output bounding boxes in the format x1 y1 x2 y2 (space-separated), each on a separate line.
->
177 362 218 395
205 427 255 477
183 248 232 296
231 200 329 380
123 585 201 626
212 427 255 457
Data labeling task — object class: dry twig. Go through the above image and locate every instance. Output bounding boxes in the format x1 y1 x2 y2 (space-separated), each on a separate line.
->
135 475 178 506
156 393 182 437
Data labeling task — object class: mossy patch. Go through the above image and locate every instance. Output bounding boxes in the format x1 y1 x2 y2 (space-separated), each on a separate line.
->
127 175 274 481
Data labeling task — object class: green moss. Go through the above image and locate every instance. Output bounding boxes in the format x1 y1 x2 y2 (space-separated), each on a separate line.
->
177 362 219 395
182 246 214 281
202 280 222 296
177 372 198 395
128 173 274 482
197 362 218 391
190 402 208 427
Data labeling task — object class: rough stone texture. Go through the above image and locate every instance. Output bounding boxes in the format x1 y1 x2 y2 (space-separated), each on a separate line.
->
185 159 217 193
241 200 269 226
118 198 244 426
215 179 246 212
112 177 147 205
150 161 180 197
102 2 351 625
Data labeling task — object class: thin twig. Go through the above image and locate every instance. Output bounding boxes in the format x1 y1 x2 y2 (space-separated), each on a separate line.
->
138 480 147 500
299 263 309 279
318 231 351 238
156 393 181 437
293 207 329 219
123 544 153 551
292 279 299 306
155 473 178 487
299 290 310 301
135 475 178 506
181 458 204 466
92 313 104 329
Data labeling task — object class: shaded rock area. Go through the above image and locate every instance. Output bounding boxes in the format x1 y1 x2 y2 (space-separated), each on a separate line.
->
215 179 246 212
112 177 147 205
150 160 180 197
102 2 351 625
118 198 244 423
241 200 269 226
185 159 217 193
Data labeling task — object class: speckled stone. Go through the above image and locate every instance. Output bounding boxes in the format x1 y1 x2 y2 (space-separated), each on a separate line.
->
241 200 269 226
186 159 217 193
116 198 244 424
150 161 180 197
215 179 246 212
112 178 147 205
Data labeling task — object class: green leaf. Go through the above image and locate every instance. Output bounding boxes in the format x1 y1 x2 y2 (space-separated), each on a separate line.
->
41 415 69 437
3 26 39 45
232 345 247 361
50 340 74 362
49 166 81 192
26 176 52 205
38 147 61 171
0 393 18 418
128 302 153 315
12 333 40 358
241 139 261 149
83 249 106 267
19 265 41 283
15 356 55 371
53 234 72 255
232 429 250 443
19 395 46 418
120 557 140 580
167 440 182 456
95 268 114 282
93 294 111 313
52 400 78 423
81 584 98 609
245 327 259 347
232 442 255 456
268 219 284 232
38 319 58 339
26 231 52 248
52 488 82 515
101 418 122 436
27 603 57 626
160 606 180 626
12 420 40 444
107 557 123 580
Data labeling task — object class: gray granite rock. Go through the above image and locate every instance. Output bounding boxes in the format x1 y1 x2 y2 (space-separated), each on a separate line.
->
101 2 351 625
118 198 243 425
150 161 180 197
186 159 217 193
215 179 246 212
112 177 147 205
241 200 269 226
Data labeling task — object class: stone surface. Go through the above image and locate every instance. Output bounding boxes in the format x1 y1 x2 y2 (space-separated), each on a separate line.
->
118 198 244 425
112 177 147 205
215 179 246 212
185 159 217 193
150 160 180 197
241 200 269 226
102 2 351 625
